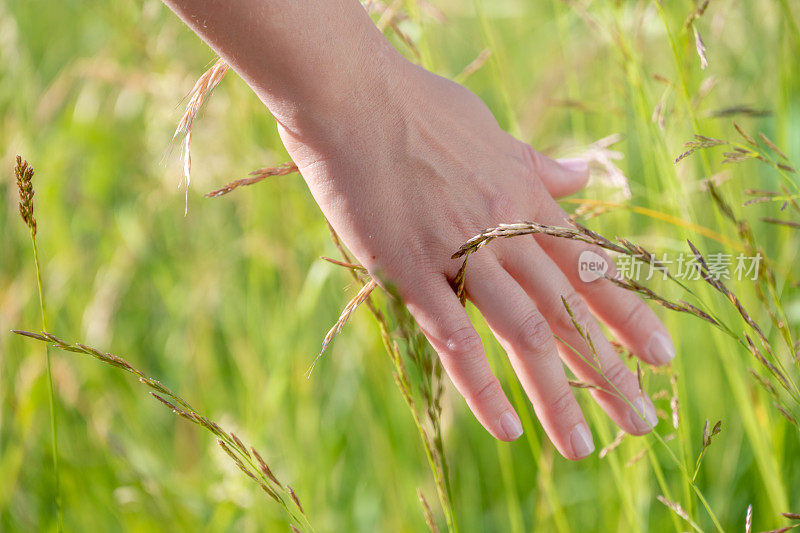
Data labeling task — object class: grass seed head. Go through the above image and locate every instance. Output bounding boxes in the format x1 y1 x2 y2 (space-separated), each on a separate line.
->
417 489 439 533
206 161 299 198
599 430 626 459
15 155 37 235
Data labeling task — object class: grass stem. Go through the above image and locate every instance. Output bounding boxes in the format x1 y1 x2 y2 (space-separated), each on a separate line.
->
29 229 63 533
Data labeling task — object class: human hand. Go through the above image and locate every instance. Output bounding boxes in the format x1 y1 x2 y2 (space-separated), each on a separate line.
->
278 53 673 460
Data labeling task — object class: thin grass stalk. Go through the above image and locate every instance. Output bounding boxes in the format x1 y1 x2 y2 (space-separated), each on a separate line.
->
651 14 743 517
614 12 704 515
30 231 62 532
15 156 63 531
388 297 456 530
645 444 685 533
496 352 571 532
583 405 643 530
553 303 724 531
12 331 313 532
495 436 525 533
324 223 458 533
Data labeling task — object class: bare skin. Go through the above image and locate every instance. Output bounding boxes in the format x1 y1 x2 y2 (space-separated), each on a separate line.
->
163 0 674 460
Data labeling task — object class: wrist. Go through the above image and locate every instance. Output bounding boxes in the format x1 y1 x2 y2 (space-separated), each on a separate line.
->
266 25 410 140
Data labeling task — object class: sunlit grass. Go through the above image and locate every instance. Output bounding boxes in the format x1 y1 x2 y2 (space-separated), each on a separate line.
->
2 0 799 531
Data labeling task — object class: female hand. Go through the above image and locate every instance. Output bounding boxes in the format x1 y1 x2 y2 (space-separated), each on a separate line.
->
279 57 673 460
164 0 674 460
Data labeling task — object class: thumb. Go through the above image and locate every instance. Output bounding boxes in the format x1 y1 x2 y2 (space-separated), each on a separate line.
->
526 146 590 199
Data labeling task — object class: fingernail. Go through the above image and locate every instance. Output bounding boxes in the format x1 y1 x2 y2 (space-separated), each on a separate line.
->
646 331 676 365
569 422 595 459
629 397 659 433
557 157 590 174
500 411 523 440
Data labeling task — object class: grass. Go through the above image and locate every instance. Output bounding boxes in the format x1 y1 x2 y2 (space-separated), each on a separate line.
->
2 0 800 531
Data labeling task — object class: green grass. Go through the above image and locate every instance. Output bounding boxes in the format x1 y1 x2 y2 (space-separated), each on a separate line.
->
2 0 799 531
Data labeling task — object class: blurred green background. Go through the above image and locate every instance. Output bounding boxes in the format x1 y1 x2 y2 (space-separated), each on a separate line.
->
1 0 799 531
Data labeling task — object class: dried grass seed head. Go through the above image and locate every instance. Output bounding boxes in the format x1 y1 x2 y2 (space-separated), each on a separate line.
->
15 155 37 235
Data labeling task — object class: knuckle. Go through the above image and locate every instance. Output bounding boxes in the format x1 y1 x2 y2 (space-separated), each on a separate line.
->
528 147 547 177
402 233 439 271
473 379 503 405
514 312 553 352
599 359 632 390
517 144 551 201
617 299 646 334
443 327 483 361
369 235 440 283
484 188 519 222
549 387 577 419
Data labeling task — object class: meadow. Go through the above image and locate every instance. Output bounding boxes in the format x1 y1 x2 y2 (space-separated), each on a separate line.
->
1 0 799 531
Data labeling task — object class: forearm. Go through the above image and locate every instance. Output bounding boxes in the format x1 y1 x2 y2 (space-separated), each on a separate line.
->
162 0 403 132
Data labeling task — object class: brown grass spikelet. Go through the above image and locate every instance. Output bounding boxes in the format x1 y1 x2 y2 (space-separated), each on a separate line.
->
172 57 229 211
762 218 800 229
674 135 725 164
288 486 304 515
175 58 229 139
744 189 782 206
452 255 469 306
748 368 779 399
651 389 669 401
320 256 368 273
636 362 645 412
683 0 709 28
657 495 699 530
568 379 604 392
693 419 723 478
150 393 194 422
452 220 635 261
702 419 722 448
323 223 457 530
744 335 790 391
15 155 37 235
230 432 250 458
687 240 771 345
734 121 759 147
692 26 708 70
625 448 647 467
709 106 771 118
455 48 491 82
605 276 718 326
759 132 790 161
11 331 312 530
417 489 439 533
670 372 680 430
308 278 378 375
218 439 259 482
774 403 798 426
206 161 300 197
599 430 626 459
251 446 282 487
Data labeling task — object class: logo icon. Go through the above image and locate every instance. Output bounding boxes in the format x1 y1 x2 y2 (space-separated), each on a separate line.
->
578 250 608 283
